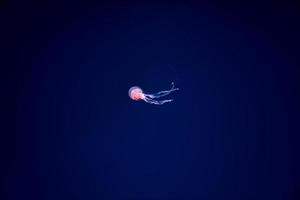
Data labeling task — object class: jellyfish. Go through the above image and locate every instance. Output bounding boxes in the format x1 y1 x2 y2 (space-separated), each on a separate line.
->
128 82 179 105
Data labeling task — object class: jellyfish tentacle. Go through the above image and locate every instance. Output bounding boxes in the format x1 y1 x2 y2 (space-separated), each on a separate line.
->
143 97 173 105
144 82 179 99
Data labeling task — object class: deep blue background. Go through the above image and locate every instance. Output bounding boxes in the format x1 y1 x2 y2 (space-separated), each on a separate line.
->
2 2 300 200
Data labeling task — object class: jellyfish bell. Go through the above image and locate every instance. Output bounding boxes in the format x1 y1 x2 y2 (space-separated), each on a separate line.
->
128 86 144 101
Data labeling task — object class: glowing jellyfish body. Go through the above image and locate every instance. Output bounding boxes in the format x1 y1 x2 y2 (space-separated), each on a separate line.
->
128 82 179 105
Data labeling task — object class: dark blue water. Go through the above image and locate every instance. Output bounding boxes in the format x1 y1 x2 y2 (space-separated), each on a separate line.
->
3 2 299 200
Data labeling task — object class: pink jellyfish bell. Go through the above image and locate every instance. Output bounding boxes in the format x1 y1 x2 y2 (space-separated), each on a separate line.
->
128 86 145 101
128 82 179 105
